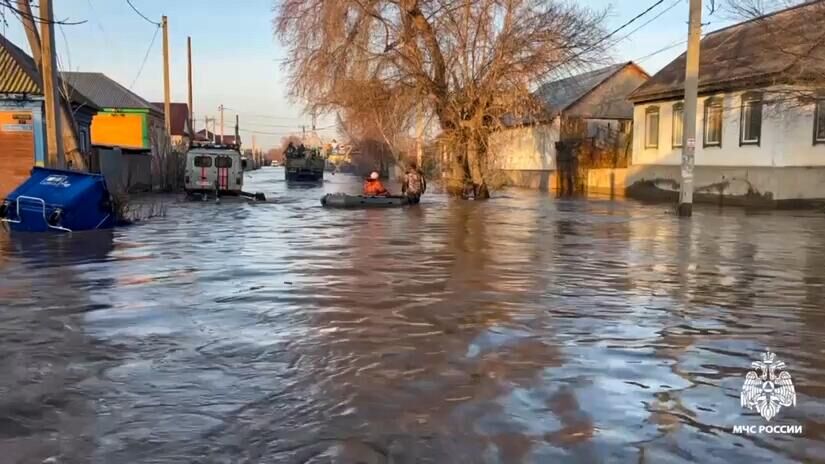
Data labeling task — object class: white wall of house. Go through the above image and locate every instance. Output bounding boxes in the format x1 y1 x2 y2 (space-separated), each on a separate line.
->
490 118 560 171
633 86 825 168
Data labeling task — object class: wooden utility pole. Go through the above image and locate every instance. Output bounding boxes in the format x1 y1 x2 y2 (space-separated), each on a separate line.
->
187 36 193 137
679 0 703 217
219 105 225 143
162 16 172 136
18 0 83 169
40 0 65 168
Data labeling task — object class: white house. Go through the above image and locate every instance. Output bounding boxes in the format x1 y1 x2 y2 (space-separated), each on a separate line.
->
627 2 825 205
491 62 649 191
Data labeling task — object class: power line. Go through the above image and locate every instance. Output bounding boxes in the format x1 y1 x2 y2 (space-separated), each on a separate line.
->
126 0 160 26
577 0 667 57
613 0 684 45
130 24 161 90
634 38 688 62
0 1 87 25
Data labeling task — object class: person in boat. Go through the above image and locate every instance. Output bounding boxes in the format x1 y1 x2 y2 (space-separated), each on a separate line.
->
401 161 426 204
363 171 390 196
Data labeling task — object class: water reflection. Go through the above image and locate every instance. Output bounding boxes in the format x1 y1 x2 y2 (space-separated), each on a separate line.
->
1 168 824 463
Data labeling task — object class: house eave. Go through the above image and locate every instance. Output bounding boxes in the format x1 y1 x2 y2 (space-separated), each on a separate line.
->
629 72 790 104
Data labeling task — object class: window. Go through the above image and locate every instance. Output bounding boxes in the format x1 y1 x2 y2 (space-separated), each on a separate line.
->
78 128 90 154
672 103 684 148
215 157 233 168
194 156 213 167
704 97 723 147
645 106 660 149
816 98 825 144
740 93 763 145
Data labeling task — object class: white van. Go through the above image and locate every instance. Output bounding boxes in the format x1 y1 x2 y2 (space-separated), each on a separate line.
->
184 143 245 196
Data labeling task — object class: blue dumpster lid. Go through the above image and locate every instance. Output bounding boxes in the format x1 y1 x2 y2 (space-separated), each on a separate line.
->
5 167 109 209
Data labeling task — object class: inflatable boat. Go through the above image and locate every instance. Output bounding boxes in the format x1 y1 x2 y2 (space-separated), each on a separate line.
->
321 193 411 208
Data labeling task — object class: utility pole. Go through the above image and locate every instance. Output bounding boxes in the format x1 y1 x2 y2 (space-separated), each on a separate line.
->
679 0 703 217
219 104 225 144
234 114 239 145
162 16 171 137
187 36 193 138
40 0 65 168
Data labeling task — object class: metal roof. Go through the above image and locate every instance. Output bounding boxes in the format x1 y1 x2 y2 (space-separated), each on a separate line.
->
0 34 42 94
630 1 825 102
0 34 99 110
61 71 159 112
536 63 629 115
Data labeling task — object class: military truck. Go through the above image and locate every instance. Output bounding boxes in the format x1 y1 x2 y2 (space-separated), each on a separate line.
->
284 145 325 182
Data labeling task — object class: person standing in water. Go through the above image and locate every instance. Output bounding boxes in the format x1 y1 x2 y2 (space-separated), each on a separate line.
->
401 161 426 204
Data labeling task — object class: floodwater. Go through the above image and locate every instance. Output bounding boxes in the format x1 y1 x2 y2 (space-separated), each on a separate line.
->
1 167 825 464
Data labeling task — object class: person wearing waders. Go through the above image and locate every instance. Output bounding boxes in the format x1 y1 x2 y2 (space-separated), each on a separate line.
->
401 161 426 204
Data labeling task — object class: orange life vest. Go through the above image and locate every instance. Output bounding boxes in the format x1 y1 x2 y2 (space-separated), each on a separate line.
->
363 179 389 196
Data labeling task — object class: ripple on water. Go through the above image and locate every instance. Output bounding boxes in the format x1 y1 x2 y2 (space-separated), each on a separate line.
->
1 169 825 462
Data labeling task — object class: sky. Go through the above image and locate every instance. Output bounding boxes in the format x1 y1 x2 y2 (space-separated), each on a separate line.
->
0 0 739 150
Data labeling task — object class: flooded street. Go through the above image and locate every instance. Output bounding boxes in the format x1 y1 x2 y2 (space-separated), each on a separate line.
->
1 167 825 463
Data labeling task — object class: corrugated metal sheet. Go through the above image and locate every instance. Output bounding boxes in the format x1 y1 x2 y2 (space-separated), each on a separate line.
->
0 35 41 94
61 71 158 112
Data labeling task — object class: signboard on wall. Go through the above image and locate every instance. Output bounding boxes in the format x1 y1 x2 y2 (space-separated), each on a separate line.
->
90 112 146 149
0 111 34 133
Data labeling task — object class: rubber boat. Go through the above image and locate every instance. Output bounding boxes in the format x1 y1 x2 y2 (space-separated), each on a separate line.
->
321 193 411 208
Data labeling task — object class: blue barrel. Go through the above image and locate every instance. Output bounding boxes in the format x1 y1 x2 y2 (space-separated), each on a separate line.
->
0 167 116 233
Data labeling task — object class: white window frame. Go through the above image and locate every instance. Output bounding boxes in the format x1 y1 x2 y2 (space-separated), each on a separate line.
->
672 102 684 148
645 106 660 149
740 93 763 146
815 98 825 145
704 97 723 148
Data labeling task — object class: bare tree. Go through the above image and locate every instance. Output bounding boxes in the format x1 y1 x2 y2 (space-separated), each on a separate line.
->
274 0 608 198
332 78 417 175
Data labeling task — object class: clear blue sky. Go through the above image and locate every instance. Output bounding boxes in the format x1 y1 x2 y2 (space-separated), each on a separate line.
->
1 0 737 150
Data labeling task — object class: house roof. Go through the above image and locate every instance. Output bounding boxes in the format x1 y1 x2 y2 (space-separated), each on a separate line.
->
629 1 825 103
536 63 644 114
502 62 647 126
0 34 40 94
152 102 191 136
0 34 99 110
61 71 159 113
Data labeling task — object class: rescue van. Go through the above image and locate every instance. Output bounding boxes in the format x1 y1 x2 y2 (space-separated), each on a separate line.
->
184 142 244 196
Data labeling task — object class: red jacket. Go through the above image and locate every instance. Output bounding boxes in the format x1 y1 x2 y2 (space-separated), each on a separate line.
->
363 179 389 196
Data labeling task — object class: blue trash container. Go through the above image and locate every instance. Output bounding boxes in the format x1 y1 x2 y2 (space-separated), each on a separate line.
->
0 167 116 233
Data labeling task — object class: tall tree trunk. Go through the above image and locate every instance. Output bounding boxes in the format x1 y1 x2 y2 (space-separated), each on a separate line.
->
466 132 490 200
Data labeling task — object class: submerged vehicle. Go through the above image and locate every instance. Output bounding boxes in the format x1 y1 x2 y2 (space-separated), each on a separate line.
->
184 142 266 200
185 142 244 196
284 145 324 182
321 193 411 208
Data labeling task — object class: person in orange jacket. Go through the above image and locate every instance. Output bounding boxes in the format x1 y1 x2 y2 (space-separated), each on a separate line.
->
363 171 389 196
